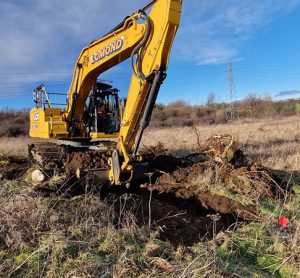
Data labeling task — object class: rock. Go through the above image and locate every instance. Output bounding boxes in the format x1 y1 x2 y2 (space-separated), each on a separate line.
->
31 169 45 185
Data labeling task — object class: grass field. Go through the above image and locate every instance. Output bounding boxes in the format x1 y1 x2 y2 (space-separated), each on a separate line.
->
0 116 299 277
144 116 300 170
2 116 300 170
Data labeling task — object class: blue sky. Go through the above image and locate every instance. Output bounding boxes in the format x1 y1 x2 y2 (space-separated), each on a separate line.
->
0 0 300 109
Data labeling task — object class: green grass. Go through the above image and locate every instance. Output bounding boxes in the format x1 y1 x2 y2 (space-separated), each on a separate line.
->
215 186 300 278
0 165 299 277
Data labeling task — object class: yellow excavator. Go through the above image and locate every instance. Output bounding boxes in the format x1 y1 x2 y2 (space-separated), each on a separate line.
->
29 0 182 186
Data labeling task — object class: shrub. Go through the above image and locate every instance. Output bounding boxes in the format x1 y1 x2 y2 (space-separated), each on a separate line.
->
0 109 29 137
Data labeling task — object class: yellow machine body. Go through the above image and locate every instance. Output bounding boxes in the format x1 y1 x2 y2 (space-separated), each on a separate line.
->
29 108 67 139
29 0 182 184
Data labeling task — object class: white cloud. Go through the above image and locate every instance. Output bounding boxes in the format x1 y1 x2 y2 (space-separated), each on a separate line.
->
0 0 144 96
175 0 300 64
0 0 300 98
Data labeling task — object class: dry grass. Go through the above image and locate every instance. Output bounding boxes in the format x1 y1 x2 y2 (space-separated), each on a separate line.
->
0 116 299 171
0 116 299 277
0 182 226 277
143 116 300 171
0 136 34 157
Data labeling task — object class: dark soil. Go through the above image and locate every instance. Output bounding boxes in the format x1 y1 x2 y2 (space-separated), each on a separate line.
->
146 153 287 220
28 142 113 175
0 156 30 180
65 150 112 174
102 187 237 246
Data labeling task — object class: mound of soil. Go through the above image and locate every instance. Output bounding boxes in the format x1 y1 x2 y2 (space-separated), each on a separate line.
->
65 150 112 175
141 144 286 221
28 142 114 176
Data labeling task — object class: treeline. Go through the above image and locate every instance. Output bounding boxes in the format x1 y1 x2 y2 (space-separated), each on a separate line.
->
150 96 300 127
0 109 29 137
0 96 299 137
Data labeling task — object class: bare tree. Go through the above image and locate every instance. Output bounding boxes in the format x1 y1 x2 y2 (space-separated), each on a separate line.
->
206 92 215 106
244 93 258 116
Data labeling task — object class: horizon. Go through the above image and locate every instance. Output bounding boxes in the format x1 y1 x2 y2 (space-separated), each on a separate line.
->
1 92 299 112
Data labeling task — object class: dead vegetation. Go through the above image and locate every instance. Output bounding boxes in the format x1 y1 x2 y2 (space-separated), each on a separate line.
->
143 115 300 170
0 116 300 277
0 110 29 137
150 98 300 127
0 178 233 277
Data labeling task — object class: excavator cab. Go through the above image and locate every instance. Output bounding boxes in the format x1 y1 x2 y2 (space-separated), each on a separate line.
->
84 81 121 138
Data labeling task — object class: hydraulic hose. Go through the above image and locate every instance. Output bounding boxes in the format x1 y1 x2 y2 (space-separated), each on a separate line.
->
130 10 152 81
133 70 165 157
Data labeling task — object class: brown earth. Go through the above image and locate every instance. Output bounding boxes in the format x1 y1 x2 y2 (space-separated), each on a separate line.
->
65 150 112 174
101 188 236 246
146 162 266 220
28 142 113 176
3 140 291 245
141 144 287 221
0 156 30 180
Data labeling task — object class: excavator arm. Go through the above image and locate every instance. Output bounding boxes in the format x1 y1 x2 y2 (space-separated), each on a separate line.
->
65 12 146 124
66 0 181 142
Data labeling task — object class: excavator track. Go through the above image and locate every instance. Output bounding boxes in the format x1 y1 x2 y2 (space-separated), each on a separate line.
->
28 141 116 180
28 142 66 171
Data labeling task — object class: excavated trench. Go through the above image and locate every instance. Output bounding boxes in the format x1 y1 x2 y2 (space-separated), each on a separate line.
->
102 186 237 246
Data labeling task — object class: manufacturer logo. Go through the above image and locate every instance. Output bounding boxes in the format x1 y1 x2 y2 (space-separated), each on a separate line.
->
91 36 124 65
33 113 39 121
